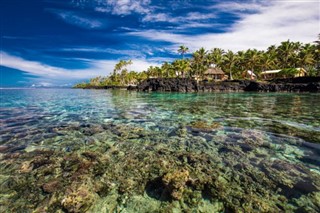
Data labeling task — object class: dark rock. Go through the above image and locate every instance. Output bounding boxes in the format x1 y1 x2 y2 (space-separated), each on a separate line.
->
137 78 199 92
201 80 249 92
269 76 320 84
306 82 320 92
244 81 320 92
127 77 320 93
127 85 137 90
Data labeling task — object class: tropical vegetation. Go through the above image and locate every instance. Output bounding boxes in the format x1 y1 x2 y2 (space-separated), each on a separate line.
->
74 37 320 88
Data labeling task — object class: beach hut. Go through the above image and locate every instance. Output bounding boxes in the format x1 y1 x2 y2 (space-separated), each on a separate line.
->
260 68 307 79
242 70 257 80
204 67 226 80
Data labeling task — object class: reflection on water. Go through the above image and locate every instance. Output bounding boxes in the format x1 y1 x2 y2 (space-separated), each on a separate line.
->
0 89 319 212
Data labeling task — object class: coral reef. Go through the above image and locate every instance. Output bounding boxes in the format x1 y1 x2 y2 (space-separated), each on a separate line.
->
0 121 319 212
162 169 190 200
1 90 320 212
61 184 96 213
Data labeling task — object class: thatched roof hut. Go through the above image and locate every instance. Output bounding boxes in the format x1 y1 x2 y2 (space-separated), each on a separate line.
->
204 67 225 80
205 68 225 75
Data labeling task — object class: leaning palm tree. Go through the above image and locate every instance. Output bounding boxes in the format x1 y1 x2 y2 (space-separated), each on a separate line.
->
113 60 132 85
178 45 189 59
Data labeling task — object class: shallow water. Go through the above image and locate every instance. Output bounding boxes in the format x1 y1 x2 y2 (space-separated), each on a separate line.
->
0 89 319 212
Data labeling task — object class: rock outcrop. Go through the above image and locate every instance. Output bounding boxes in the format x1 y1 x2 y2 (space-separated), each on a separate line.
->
244 81 320 92
136 77 320 92
137 78 199 92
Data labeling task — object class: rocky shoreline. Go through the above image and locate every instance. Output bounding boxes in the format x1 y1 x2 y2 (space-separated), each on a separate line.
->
136 77 320 92
78 85 129 90
77 77 320 92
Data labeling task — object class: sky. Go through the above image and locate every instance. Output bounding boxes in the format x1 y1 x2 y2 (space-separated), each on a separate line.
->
0 0 319 87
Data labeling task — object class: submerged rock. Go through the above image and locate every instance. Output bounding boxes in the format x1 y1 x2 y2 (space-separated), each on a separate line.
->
42 180 61 194
162 169 190 200
0 122 319 212
61 185 96 213
189 120 221 132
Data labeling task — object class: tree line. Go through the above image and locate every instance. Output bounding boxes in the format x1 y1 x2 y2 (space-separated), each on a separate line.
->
74 37 320 88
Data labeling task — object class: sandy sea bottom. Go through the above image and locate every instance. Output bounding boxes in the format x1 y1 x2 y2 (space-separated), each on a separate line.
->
0 89 319 212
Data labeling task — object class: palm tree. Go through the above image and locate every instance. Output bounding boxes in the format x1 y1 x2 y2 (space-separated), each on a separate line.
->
178 45 189 59
223 50 238 80
259 52 276 79
314 34 320 75
147 66 156 78
297 43 316 75
276 40 299 68
161 62 174 78
137 71 148 82
208 48 225 68
245 49 261 79
192 47 208 79
155 66 163 78
89 76 102 86
173 59 191 78
126 71 138 85
235 50 247 78
112 60 132 85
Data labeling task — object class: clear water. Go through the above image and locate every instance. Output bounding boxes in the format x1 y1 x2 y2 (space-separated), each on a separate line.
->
0 89 319 212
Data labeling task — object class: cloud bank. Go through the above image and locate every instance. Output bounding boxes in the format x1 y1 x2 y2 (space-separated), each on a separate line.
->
1 51 159 86
130 0 319 51
1 0 318 86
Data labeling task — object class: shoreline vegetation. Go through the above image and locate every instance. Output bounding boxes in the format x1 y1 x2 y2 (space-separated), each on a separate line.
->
74 38 320 92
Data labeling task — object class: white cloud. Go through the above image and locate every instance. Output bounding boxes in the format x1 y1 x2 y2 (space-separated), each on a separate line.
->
185 12 216 21
0 51 160 83
53 10 104 29
87 0 151 15
60 47 144 58
31 82 54 87
90 58 159 73
129 1 319 51
127 59 160 71
141 11 216 24
142 13 171 22
212 1 266 13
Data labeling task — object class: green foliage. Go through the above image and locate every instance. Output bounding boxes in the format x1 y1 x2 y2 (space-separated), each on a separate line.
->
74 37 320 88
73 82 90 88
278 68 299 78
178 45 189 59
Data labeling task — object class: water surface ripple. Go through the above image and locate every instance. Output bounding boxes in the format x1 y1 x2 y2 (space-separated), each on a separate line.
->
0 89 319 212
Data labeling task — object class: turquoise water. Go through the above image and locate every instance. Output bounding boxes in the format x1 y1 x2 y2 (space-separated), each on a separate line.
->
0 89 319 212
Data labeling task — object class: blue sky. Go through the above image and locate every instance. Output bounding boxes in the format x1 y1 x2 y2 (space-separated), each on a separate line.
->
0 0 319 87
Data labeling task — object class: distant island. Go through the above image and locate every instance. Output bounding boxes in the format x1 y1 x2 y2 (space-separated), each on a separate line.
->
74 38 320 92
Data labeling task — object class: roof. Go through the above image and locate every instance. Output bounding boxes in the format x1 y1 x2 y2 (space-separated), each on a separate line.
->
261 68 307 75
261 70 281 75
246 70 257 76
204 68 225 75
